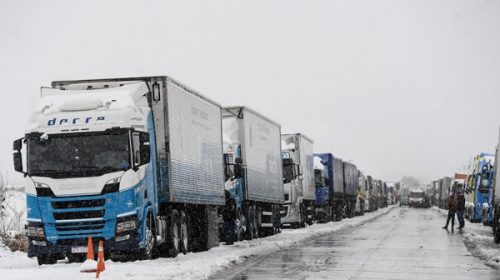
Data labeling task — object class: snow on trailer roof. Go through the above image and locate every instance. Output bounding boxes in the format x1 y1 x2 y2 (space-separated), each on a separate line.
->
50 75 223 109
39 82 149 113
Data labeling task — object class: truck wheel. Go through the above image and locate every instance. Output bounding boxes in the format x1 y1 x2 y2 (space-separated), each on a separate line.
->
305 203 314 225
167 210 180 257
251 205 259 239
37 255 56 265
299 204 306 227
141 214 157 260
180 211 190 254
236 211 244 241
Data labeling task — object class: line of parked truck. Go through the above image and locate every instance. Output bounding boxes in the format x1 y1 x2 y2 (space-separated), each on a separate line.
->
12 76 397 265
428 129 500 243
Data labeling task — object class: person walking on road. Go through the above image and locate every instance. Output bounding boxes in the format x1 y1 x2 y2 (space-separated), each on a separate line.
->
456 191 466 229
443 193 457 230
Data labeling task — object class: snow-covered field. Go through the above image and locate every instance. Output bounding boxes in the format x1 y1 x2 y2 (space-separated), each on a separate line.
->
0 188 26 236
0 202 395 280
432 206 500 269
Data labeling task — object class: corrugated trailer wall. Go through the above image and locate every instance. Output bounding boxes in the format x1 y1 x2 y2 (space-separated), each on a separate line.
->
298 134 316 201
165 79 225 205
333 157 344 194
343 162 357 195
240 108 284 204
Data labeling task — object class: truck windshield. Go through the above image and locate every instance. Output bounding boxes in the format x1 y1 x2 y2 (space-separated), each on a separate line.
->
27 131 130 178
409 192 424 198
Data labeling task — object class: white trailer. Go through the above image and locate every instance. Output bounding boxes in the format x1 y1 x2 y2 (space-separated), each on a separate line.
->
281 133 315 227
492 129 500 242
222 106 283 239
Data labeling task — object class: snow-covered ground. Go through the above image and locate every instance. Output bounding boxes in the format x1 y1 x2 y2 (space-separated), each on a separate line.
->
0 205 395 280
432 206 500 269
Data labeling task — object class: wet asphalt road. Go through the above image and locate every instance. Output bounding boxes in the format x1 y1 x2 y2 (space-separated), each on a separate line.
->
212 207 500 280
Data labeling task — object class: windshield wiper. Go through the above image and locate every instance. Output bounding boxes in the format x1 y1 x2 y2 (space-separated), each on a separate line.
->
74 166 101 170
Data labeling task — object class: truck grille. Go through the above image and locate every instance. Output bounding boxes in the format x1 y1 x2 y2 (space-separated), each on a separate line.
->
54 210 105 220
52 199 105 209
57 237 104 246
55 220 105 232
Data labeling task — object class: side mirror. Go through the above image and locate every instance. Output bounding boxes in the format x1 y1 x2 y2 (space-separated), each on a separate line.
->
13 138 22 151
132 132 140 171
13 152 23 173
295 164 302 179
140 132 151 164
13 138 25 174
152 82 161 102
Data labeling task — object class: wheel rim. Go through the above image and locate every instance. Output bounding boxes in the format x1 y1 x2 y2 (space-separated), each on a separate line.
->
146 220 154 254
181 220 188 250
173 223 179 251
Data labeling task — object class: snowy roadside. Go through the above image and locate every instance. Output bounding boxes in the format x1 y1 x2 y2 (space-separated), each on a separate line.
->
431 206 500 269
0 205 395 280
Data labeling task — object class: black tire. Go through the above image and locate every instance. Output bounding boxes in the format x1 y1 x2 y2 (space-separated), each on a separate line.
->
167 210 180 257
252 205 259 239
37 255 56 265
180 211 190 254
299 204 307 227
236 210 244 241
140 214 157 260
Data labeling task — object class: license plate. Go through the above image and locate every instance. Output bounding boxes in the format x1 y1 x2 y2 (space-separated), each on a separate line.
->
71 246 88 254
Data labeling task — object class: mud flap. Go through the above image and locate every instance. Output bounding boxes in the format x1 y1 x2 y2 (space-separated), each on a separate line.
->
191 205 220 251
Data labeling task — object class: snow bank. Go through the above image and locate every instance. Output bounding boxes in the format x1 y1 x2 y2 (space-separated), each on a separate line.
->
432 206 500 269
0 206 395 280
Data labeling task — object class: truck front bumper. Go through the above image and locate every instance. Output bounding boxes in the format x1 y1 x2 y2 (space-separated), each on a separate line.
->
28 232 140 258
280 204 301 224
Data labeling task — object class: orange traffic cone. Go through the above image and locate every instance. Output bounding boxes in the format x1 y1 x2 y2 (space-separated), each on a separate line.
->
80 236 97 273
96 240 105 278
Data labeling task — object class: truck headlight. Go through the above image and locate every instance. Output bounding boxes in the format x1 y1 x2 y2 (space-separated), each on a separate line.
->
116 219 137 234
27 226 45 238
101 177 121 194
34 182 55 197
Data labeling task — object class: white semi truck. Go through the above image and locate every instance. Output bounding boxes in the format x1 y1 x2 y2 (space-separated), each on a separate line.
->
280 133 315 227
222 107 283 239
13 76 225 264
492 129 500 242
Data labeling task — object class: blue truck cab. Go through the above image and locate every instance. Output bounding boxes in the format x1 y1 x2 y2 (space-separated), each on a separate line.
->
470 153 495 224
13 77 225 264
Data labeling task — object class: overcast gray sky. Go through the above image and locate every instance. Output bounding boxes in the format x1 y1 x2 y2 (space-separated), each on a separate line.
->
1 0 499 185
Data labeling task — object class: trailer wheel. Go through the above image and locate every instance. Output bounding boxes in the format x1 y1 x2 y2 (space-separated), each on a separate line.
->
180 211 190 254
167 210 180 257
306 204 314 226
251 205 259 239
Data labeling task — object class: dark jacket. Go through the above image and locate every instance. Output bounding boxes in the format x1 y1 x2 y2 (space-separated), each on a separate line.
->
456 195 465 212
448 195 458 213
222 198 237 222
